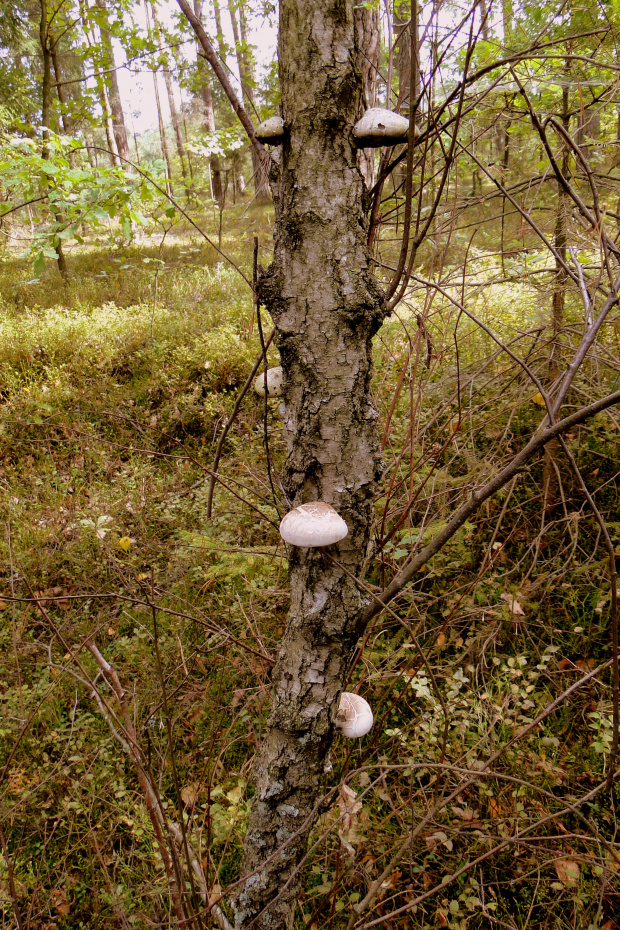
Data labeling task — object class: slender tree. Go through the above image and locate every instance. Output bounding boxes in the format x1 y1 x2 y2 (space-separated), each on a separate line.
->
178 0 386 924
93 0 131 164
354 1 380 188
228 0 269 198
38 0 69 280
150 0 190 186
144 0 173 195
79 0 120 165
543 78 570 511
193 0 223 204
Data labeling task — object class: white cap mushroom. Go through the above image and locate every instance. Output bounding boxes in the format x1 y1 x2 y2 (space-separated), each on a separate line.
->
254 366 284 397
255 116 286 145
279 501 348 547
353 107 410 148
336 692 374 738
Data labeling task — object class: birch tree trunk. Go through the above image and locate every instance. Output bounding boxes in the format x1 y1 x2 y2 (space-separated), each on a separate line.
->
231 0 386 925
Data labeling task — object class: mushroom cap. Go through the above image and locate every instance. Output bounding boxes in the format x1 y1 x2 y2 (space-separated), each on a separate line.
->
254 366 284 397
353 107 410 148
336 692 374 738
279 501 348 548
255 116 286 144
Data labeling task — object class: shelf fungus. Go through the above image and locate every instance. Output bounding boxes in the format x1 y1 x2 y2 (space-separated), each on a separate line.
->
279 502 348 548
254 366 284 397
336 692 374 738
255 116 286 145
353 107 410 148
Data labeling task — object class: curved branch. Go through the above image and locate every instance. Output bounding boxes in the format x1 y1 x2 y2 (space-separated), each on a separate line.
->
362 389 620 624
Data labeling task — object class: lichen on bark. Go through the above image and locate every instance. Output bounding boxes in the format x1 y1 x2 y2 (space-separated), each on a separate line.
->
232 2 387 927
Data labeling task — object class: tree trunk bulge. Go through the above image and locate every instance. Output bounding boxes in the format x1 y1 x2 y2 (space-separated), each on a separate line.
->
232 2 386 928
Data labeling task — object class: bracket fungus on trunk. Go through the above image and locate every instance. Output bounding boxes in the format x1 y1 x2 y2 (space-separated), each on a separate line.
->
254 365 284 397
336 692 374 738
279 501 348 548
255 116 286 145
353 107 409 148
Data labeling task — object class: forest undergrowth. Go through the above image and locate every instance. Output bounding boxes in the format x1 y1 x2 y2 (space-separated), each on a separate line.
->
1 201 619 929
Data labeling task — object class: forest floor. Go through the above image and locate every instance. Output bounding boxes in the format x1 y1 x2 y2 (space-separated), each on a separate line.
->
1 202 619 929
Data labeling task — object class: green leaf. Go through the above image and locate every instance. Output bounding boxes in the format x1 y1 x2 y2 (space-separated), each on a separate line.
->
33 252 45 276
39 160 59 176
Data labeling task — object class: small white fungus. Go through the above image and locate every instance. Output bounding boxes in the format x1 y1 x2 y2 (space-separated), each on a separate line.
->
336 692 374 738
353 107 410 148
255 116 286 144
279 502 348 548
254 366 284 397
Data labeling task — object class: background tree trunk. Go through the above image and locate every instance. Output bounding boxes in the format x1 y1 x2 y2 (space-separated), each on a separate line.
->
543 81 570 511
394 0 411 112
51 48 77 169
144 0 173 196
212 0 228 61
94 0 131 165
355 2 380 189
228 0 269 198
232 1 385 926
150 0 190 187
79 2 119 166
39 0 68 280
193 0 223 204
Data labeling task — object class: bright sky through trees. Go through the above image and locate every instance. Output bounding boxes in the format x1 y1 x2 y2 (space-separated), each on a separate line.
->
114 0 276 133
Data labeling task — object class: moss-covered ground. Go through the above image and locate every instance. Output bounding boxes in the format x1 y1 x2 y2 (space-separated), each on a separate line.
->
1 204 619 929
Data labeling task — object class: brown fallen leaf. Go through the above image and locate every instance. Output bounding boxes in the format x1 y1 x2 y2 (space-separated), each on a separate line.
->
576 658 595 672
489 798 500 818
180 783 200 808
554 857 580 887
337 783 362 857
501 592 525 615
52 888 71 916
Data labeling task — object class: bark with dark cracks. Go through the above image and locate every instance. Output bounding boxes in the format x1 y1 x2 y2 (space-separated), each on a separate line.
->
231 2 386 927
